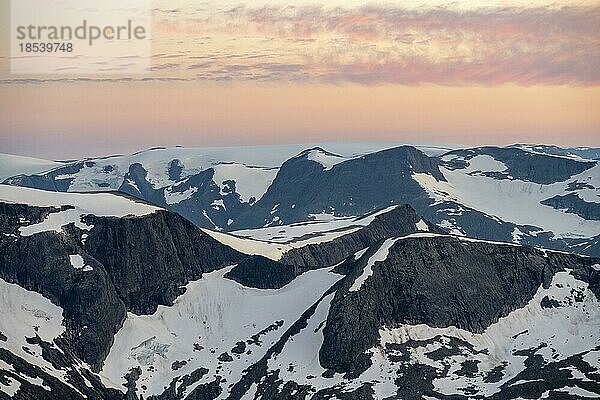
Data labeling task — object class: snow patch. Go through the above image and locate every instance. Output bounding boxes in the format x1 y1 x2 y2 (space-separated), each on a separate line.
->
372 271 600 397
305 149 347 171
412 163 600 239
349 238 400 292
211 199 225 211
19 208 93 236
100 266 341 398
0 153 64 182
416 219 429 231
69 255 93 272
212 163 277 203
0 278 76 389
164 186 197 205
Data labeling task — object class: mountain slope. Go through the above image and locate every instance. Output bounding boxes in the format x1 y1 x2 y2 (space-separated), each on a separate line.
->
0 185 297 395
0 183 599 399
234 235 600 399
4 144 598 258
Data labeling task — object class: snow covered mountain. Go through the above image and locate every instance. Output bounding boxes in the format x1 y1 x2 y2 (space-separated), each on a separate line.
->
0 184 598 399
4 143 597 257
0 154 66 182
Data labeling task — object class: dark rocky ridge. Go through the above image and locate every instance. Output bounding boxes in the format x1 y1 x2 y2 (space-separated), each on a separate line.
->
3 162 86 192
224 256 296 289
4 145 599 259
0 203 125 371
444 147 596 184
0 201 293 374
280 204 443 269
541 193 600 221
320 236 600 376
82 210 244 314
509 144 600 161
235 146 443 229
226 205 443 290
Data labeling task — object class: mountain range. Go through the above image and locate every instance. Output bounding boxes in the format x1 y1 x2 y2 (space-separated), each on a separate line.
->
0 143 599 399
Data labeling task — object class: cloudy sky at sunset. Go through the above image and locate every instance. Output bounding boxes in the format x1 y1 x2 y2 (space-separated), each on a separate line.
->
1 0 599 158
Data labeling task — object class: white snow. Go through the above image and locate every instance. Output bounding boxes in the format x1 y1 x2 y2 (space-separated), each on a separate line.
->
268 293 340 387
412 161 600 239
0 185 158 217
0 185 159 237
100 266 341 398
4 143 405 194
583 350 600 369
416 219 429 231
514 144 595 162
0 279 80 390
0 376 20 397
69 255 93 272
349 238 400 292
555 386 599 398
460 155 508 173
354 248 368 260
201 210 221 231
19 208 93 236
209 206 402 262
0 153 64 182
201 229 292 260
163 185 197 205
369 271 600 397
212 163 277 203
305 149 348 171
233 206 398 245
210 199 225 211
69 255 85 269
512 227 525 243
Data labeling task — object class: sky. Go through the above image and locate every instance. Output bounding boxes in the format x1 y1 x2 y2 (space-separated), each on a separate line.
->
1 0 599 159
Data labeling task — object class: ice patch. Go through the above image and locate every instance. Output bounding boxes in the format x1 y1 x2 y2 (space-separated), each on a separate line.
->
129 336 171 366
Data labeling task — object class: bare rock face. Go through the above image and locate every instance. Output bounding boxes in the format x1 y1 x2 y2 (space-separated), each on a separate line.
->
0 203 126 371
0 202 263 373
280 204 442 269
225 256 296 289
319 236 600 376
82 210 243 315
541 193 600 221
236 146 443 229
444 147 596 184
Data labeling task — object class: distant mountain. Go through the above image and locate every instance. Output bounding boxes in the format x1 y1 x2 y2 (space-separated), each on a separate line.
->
0 154 65 182
3 144 599 258
1 185 598 399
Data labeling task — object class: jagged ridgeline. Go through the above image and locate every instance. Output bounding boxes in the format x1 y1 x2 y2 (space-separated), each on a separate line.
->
0 144 599 399
0 182 599 399
3 144 599 257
